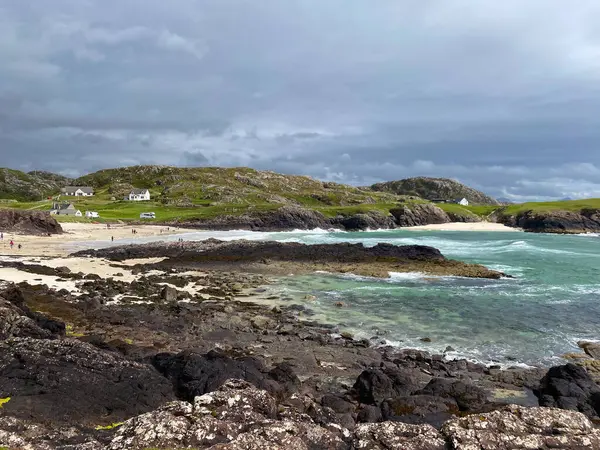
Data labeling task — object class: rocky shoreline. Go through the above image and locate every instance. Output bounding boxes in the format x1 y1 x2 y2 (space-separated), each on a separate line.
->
74 239 506 279
1 243 600 448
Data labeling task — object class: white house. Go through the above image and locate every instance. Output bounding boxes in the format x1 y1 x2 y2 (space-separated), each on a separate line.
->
455 198 469 206
50 202 82 216
128 189 151 201
85 211 99 218
61 186 94 197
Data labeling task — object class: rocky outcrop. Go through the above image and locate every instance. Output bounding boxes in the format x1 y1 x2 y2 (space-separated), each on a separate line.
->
74 240 505 279
389 203 450 227
6 380 599 450
0 208 62 235
0 286 65 339
168 205 397 232
0 338 175 426
499 209 600 234
372 177 500 205
537 363 600 419
151 349 300 402
331 210 396 231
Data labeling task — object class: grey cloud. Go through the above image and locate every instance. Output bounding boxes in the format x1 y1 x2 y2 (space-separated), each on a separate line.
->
2 0 600 200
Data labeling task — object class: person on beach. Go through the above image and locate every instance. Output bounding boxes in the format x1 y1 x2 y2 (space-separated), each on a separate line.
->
0 232 3 240
17 244 21 250
111 236 114 242
9 240 14 249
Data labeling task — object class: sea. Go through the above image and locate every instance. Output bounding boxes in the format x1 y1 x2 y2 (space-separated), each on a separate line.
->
81 228 600 367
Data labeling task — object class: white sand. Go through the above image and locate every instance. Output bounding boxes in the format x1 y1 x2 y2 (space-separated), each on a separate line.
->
405 222 521 232
0 223 189 257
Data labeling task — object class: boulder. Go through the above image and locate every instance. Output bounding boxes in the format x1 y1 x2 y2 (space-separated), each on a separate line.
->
151 349 299 402
353 422 445 450
415 378 488 412
578 341 600 359
381 395 458 428
441 405 600 449
537 363 600 418
160 285 178 302
0 338 175 425
106 379 345 450
0 209 62 235
352 368 425 405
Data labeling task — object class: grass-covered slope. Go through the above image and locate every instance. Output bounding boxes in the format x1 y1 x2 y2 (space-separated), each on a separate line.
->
73 165 399 207
371 177 499 205
0 169 69 202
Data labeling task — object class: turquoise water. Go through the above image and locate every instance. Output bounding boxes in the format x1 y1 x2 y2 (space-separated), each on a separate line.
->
261 230 600 367
88 227 600 366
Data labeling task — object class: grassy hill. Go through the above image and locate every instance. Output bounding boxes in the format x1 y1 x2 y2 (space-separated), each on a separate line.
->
371 177 499 205
0 168 69 202
73 165 399 207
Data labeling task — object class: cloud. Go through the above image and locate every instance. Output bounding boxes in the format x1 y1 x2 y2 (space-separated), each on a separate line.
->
2 0 600 200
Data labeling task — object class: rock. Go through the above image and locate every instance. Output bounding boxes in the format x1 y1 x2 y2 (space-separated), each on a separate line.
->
420 337 432 343
0 286 65 339
250 315 274 331
332 211 396 231
0 209 62 235
352 368 425 405
335 302 346 307
0 338 175 426
441 405 600 449
321 394 355 414
357 404 383 423
537 363 600 419
106 379 345 450
381 395 458 427
151 349 297 402
84 273 101 280
354 421 445 450
500 209 600 234
160 285 178 302
578 341 600 359
55 266 72 275
390 203 450 227
268 363 301 400
415 378 488 412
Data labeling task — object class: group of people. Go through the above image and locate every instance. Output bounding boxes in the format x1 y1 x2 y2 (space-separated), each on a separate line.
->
1 233 22 250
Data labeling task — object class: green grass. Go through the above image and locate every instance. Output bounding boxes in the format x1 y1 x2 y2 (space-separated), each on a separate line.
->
316 203 398 218
95 422 124 431
0 397 10 408
501 198 600 215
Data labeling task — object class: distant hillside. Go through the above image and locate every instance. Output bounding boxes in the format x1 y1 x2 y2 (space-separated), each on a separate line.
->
371 177 499 205
0 169 69 201
74 165 399 206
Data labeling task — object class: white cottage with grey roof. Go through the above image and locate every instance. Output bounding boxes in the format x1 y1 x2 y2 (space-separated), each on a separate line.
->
61 186 94 197
128 189 151 201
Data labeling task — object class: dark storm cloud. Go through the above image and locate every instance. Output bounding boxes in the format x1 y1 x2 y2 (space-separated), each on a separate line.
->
2 0 600 200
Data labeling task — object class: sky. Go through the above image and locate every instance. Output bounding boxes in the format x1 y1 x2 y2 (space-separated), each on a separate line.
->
2 1 600 201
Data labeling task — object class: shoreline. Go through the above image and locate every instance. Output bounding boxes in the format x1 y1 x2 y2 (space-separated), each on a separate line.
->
403 222 522 232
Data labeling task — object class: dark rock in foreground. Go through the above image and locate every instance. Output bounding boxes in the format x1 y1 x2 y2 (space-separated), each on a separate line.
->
537 363 600 419
4 379 597 450
0 338 175 426
0 208 62 235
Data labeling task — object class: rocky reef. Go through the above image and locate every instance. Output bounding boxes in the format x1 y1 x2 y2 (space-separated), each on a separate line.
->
0 209 62 235
74 239 506 279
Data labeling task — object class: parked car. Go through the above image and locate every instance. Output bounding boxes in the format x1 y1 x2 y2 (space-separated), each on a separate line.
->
140 212 156 219
85 211 99 218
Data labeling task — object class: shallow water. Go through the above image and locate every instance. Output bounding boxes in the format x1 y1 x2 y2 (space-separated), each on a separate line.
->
78 227 600 366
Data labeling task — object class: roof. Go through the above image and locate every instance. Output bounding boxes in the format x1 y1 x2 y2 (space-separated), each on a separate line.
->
62 186 94 194
52 202 76 211
130 188 149 195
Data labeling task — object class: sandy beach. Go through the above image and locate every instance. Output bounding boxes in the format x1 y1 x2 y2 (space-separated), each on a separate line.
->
0 223 189 257
405 222 521 232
